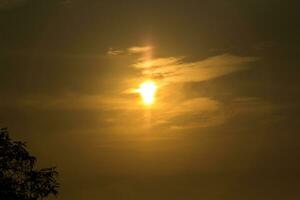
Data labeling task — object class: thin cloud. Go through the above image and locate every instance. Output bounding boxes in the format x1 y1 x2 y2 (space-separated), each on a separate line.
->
128 46 152 54
153 97 224 129
11 45 263 130
134 54 259 83
104 45 261 129
107 48 124 56
107 46 152 56
154 96 276 130
133 57 183 69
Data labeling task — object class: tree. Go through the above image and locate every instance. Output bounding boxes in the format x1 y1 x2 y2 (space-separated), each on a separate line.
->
0 128 59 200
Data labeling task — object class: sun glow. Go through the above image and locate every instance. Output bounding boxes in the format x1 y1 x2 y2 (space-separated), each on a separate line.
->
138 81 157 105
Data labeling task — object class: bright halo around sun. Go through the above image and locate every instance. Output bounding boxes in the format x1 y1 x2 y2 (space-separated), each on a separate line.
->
138 81 157 105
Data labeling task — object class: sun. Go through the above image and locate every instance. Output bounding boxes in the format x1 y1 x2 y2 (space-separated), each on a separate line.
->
138 81 157 105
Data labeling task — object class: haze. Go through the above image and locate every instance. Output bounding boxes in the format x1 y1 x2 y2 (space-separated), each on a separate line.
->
0 0 300 199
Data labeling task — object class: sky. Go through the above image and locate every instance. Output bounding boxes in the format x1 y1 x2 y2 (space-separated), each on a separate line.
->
1 0 300 199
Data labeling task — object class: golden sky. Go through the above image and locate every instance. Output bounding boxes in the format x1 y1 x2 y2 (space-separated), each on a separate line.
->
0 0 300 199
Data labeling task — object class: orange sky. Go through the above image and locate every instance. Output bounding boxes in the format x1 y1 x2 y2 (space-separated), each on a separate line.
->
0 0 300 199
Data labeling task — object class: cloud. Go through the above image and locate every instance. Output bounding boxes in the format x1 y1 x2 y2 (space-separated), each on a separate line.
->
161 97 219 118
5 88 274 131
127 46 152 54
229 97 277 115
7 93 137 112
154 96 277 130
107 45 152 56
107 48 124 56
153 97 225 129
133 57 183 69
134 54 259 84
4 44 262 131
104 45 262 129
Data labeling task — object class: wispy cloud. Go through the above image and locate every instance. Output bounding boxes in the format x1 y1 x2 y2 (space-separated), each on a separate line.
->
7 45 263 131
133 53 259 84
153 97 224 129
128 46 152 54
103 45 262 129
107 46 152 56
7 90 275 131
133 57 183 69
107 48 124 56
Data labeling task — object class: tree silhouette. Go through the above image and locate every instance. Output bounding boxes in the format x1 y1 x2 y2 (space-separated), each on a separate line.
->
0 128 59 200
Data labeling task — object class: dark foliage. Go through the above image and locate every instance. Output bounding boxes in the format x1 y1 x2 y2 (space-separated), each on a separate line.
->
0 128 59 200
